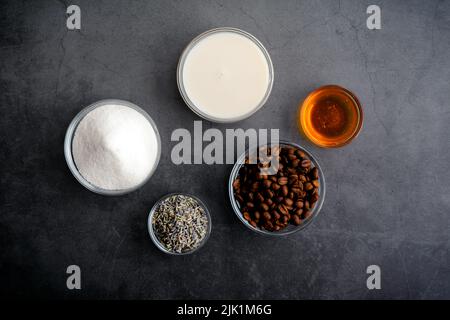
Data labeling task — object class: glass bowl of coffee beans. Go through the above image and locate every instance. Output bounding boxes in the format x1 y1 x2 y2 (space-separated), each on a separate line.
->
229 141 325 236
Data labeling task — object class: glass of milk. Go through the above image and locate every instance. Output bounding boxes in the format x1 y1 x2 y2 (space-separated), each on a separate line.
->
177 27 274 123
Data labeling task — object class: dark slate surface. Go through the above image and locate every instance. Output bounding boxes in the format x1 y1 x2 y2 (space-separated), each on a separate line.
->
1 0 449 299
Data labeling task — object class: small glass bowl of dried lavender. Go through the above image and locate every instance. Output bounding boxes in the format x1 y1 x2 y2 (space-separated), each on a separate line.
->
148 193 212 255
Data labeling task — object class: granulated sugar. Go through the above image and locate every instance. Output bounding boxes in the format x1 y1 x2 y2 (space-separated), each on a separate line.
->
72 104 159 190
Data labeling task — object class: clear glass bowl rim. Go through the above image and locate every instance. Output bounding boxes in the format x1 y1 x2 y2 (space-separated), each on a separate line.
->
228 140 326 236
64 99 162 196
147 192 212 255
176 27 275 123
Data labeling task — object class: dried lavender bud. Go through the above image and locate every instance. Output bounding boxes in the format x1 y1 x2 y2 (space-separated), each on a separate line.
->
152 195 209 253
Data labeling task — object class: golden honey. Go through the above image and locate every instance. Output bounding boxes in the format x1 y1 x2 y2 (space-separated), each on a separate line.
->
298 85 363 148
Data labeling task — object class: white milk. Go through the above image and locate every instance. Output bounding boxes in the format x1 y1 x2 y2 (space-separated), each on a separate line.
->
181 30 272 121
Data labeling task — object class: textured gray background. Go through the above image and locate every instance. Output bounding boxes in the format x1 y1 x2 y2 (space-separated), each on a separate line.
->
1 0 449 299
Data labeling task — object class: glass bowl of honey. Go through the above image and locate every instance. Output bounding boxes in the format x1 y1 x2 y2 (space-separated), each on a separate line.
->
298 85 363 148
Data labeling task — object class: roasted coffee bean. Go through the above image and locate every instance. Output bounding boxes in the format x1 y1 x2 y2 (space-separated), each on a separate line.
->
291 159 300 168
284 198 294 207
246 202 255 209
235 194 244 204
250 220 257 228
310 167 319 179
262 180 272 189
270 176 277 182
295 149 306 159
232 179 240 190
272 183 281 191
260 203 269 211
243 212 251 221
290 180 299 189
276 196 284 203
289 175 298 184
292 215 302 226
304 200 310 210
299 174 307 182
288 154 297 161
265 189 274 198
256 193 265 203
254 211 261 220
282 215 289 223
291 187 301 194
273 211 281 220
310 193 319 203
312 179 320 188
251 181 259 191
304 182 313 191
294 208 303 216
287 168 296 175
263 212 271 221
278 177 288 185
303 210 312 220
266 198 274 206
295 200 304 208
278 204 288 216
301 159 311 168
281 185 289 196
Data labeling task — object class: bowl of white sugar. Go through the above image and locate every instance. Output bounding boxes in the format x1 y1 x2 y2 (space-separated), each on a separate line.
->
177 27 274 123
64 99 161 195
